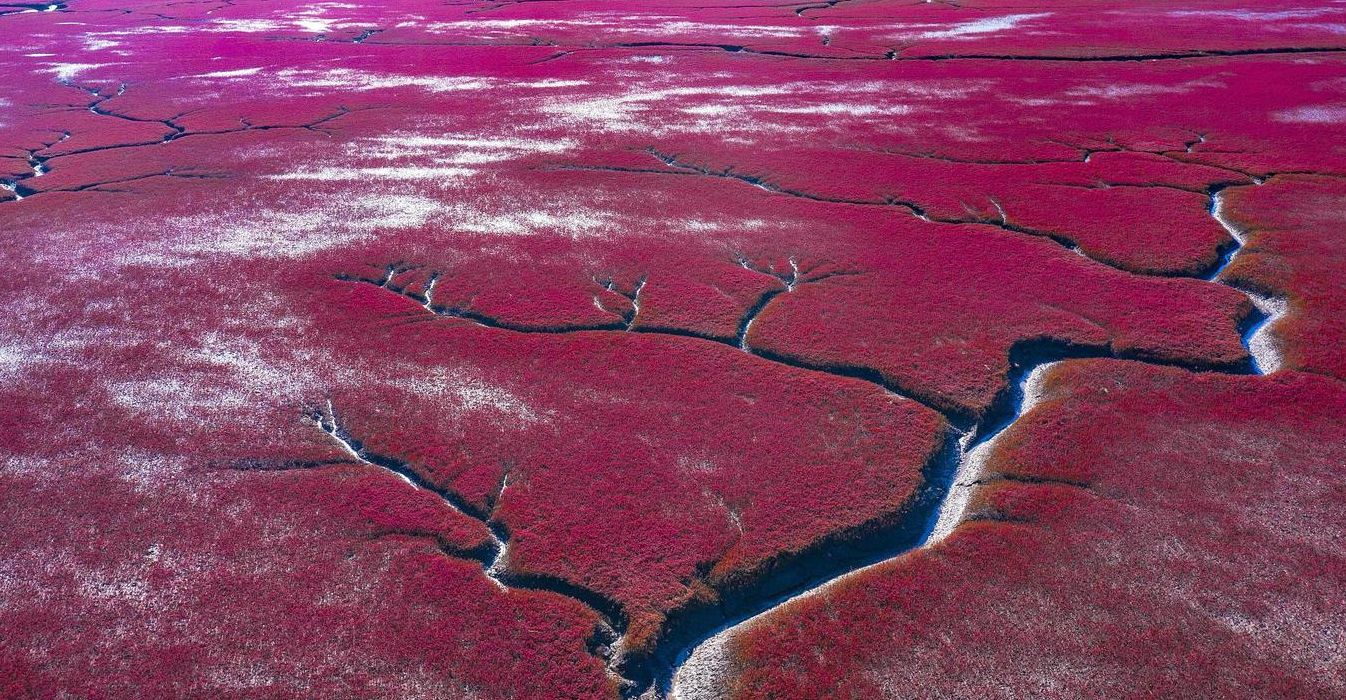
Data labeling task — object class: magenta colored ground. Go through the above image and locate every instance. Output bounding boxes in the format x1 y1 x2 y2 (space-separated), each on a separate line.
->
1 1 1345 699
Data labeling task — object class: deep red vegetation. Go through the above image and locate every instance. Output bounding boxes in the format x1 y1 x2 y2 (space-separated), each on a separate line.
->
318 277 948 656
741 219 1251 417
1224 175 1346 381
2 0 1345 696
0 418 615 699
718 361 1346 698
642 142 1242 275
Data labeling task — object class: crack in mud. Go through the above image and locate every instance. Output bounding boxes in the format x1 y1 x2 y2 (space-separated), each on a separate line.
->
308 400 507 571
563 147 1255 280
663 178 1285 700
1 130 66 199
342 262 980 419
347 240 1265 415
600 41 1346 63
593 273 648 330
281 401 638 691
855 133 1261 183
1 80 355 202
330 222 1274 696
732 255 856 351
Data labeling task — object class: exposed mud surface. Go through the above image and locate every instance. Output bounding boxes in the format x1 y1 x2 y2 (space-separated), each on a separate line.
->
2 1 1345 698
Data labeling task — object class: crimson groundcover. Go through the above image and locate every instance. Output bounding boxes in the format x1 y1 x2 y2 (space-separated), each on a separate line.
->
2 1 1345 698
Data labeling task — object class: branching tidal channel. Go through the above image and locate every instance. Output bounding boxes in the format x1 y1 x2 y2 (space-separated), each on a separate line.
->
241 174 1283 698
